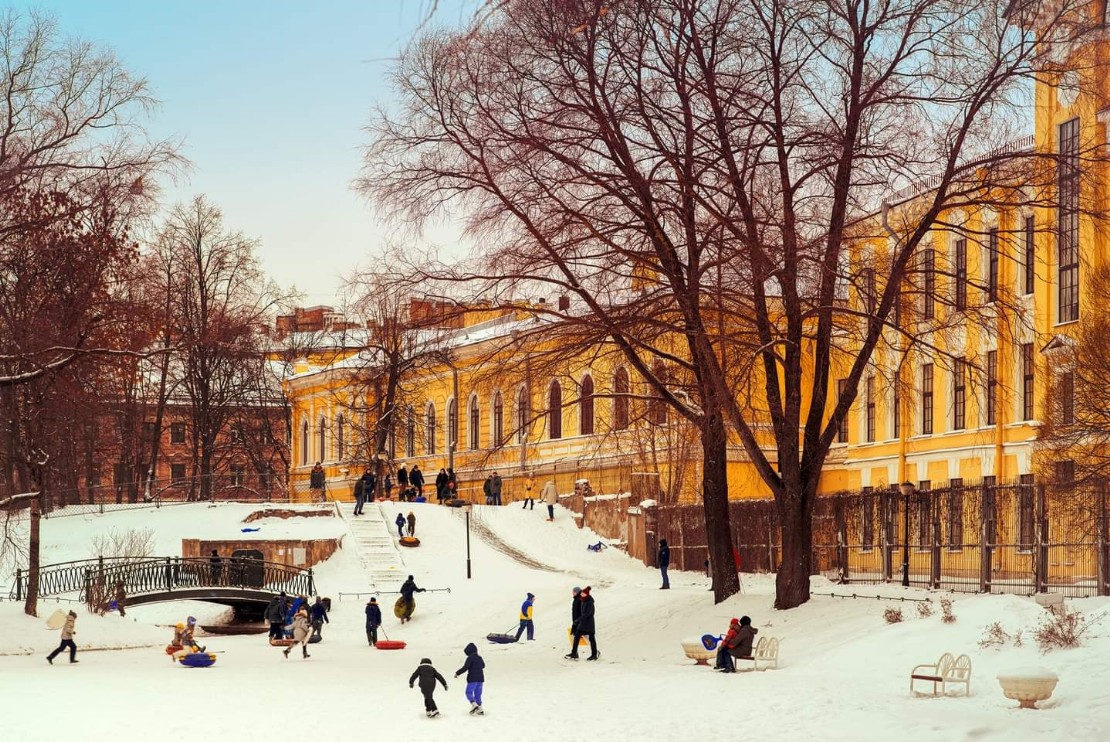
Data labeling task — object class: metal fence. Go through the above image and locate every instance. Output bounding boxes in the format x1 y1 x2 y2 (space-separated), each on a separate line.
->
655 478 1110 597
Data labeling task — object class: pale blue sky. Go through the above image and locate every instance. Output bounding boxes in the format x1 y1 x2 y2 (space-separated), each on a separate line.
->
27 0 475 306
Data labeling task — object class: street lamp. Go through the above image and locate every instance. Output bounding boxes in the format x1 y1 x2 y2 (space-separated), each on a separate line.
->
462 502 473 579
899 481 915 587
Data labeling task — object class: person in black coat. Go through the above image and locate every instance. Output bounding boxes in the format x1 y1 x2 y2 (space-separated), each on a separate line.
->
410 464 425 498
454 642 487 714
265 592 288 639
410 658 449 717
399 575 425 623
435 468 449 503
658 538 671 590
309 596 329 639
365 597 382 645
566 586 598 661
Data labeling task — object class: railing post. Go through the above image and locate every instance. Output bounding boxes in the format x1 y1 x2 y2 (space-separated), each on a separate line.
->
1098 482 1108 597
15 568 21 602
308 568 315 596
834 496 848 584
165 557 172 592
931 490 942 590
881 489 893 582
1035 484 1048 593
979 483 993 593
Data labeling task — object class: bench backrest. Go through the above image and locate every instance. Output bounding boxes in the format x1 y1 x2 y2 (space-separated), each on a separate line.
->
948 654 971 680
754 636 778 659
753 636 767 656
935 652 955 676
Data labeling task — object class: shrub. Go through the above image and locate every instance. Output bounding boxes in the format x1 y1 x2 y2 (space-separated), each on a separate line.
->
1034 606 1093 652
940 598 956 624
89 527 155 562
916 601 934 619
1013 630 1024 648
978 621 1010 648
883 607 904 624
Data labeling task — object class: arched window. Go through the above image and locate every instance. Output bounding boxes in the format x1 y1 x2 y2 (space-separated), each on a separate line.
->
406 406 416 456
580 374 595 436
548 380 563 439
492 391 504 447
516 386 529 443
425 403 437 455
468 395 481 450
448 398 458 452
301 420 309 465
318 416 327 460
336 414 346 460
648 363 668 426
613 368 630 430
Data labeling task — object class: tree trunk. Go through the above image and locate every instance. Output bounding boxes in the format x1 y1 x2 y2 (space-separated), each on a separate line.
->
774 489 814 609
23 487 41 617
702 409 739 603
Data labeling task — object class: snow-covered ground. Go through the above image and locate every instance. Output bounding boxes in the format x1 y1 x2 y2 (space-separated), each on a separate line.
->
1 500 1107 741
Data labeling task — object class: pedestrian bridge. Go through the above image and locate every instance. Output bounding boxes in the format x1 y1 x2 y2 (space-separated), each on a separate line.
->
8 556 316 610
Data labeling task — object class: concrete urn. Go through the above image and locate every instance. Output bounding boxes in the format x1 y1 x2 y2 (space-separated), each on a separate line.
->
681 637 716 666
996 667 1059 709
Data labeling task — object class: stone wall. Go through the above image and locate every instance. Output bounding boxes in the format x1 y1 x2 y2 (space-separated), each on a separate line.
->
181 538 340 569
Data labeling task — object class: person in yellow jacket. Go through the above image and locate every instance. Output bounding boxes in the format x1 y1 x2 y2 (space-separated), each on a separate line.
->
514 592 535 641
521 473 536 510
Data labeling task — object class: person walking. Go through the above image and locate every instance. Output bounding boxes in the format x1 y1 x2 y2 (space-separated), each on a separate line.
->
490 471 503 506
454 642 486 715
210 549 223 585
283 606 312 659
521 473 536 510
407 511 417 537
46 610 79 664
354 469 372 515
515 592 535 641
658 538 671 590
409 657 449 718
399 574 425 624
410 464 425 498
435 468 449 503
567 586 598 661
309 462 326 502
113 580 127 617
310 596 329 639
265 592 288 639
395 511 406 539
365 597 382 646
567 586 582 653
398 464 409 495
541 480 558 521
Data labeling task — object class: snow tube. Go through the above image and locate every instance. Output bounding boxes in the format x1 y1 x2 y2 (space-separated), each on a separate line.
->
399 536 421 547
394 596 415 619
486 633 517 644
701 634 721 651
269 638 295 647
308 634 322 644
179 652 217 668
376 639 406 650
446 498 468 508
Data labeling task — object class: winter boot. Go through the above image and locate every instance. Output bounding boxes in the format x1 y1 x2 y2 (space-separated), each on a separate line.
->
564 653 578 660
586 652 600 661
428 710 440 718
283 648 290 659
302 648 310 659
472 705 484 715
46 656 53 665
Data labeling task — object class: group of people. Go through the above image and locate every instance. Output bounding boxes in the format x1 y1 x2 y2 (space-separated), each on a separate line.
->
264 592 330 647
352 464 431 514
395 511 417 538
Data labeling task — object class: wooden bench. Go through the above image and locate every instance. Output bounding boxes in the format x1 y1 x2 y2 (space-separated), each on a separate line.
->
910 653 971 696
733 636 780 671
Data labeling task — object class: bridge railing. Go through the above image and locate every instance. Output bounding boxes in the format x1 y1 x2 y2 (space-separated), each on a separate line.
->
10 556 315 603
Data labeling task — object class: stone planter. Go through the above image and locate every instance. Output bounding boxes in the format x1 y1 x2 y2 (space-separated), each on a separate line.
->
681 638 716 666
997 667 1059 709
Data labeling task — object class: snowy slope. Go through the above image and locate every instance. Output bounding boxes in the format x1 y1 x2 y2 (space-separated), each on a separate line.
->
1 500 1107 742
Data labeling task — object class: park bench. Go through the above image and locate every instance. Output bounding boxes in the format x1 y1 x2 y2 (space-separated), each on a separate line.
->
734 636 780 671
909 653 971 697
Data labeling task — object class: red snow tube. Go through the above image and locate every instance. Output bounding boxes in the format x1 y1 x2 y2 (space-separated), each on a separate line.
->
399 536 421 547
269 638 295 647
376 640 406 650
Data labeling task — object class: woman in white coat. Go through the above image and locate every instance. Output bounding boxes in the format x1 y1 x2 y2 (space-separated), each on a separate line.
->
283 607 312 659
541 480 558 521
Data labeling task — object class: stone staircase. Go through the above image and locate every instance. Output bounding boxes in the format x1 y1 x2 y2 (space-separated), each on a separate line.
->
345 502 408 590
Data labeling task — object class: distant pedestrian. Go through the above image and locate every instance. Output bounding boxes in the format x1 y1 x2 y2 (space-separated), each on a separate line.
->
410 464 425 498
568 586 582 650
113 580 127 617
447 468 458 498
454 642 486 715
490 471 503 506
265 592 288 639
407 511 416 537
310 596 329 639
521 473 535 510
210 549 223 585
283 607 311 659
410 658 449 717
483 474 493 505
435 468 449 503
365 597 382 645
309 462 326 501
658 539 670 590
396 511 406 538
383 473 394 500
398 464 409 492
515 592 535 641
541 480 558 521
566 586 598 661
46 610 79 664
354 469 373 515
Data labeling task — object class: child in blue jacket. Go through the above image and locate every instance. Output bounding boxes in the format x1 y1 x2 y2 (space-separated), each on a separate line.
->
454 642 486 715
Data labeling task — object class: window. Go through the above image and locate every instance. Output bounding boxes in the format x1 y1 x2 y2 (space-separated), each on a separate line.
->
337 415 346 460
259 464 273 492
468 395 480 450
170 422 185 444
985 351 997 425
425 403 437 455
406 406 416 456
229 423 245 444
613 368 630 430
516 387 529 443
143 421 157 441
917 481 932 546
548 381 563 439
1055 459 1075 484
1059 371 1075 425
1022 343 1035 421
922 248 935 319
1018 474 1035 550
171 463 186 484
921 364 934 435
1023 215 1035 295
300 421 308 465
952 359 967 431
447 398 458 451
861 487 875 551
258 424 275 445
862 267 876 316
836 379 849 443
492 393 504 448
947 479 963 549
317 417 326 462
954 238 967 310
1058 118 1080 323
987 228 999 302
229 464 245 487
580 375 595 436
865 375 875 442
648 363 668 426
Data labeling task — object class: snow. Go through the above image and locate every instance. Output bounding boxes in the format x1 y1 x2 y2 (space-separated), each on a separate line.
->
2 500 1109 741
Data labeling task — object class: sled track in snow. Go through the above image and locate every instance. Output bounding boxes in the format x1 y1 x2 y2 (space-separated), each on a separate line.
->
465 516 561 573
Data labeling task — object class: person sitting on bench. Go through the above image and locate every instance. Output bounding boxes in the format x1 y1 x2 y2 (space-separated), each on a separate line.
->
715 616 758 673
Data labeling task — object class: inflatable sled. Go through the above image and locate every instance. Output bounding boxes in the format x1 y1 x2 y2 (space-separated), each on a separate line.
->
446 498 468 508
394 596 416 620
701 634 723 651
376 627 406 651
486 633 517 645
399 536 421 548
179 652 217 668
269 638 295 647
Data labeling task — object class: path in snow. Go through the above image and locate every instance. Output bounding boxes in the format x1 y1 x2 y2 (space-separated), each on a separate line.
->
465 508 561 573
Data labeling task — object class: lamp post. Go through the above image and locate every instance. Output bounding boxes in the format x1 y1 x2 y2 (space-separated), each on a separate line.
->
462 502 473 579
899 481 915 587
